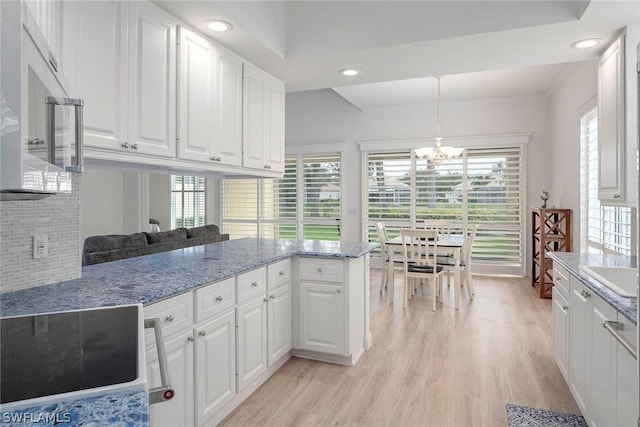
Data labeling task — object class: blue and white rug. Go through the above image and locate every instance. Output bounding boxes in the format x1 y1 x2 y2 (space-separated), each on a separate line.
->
506 403 588 427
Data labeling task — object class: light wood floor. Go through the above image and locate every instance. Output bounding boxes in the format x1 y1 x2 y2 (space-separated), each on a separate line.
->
220 269 580 426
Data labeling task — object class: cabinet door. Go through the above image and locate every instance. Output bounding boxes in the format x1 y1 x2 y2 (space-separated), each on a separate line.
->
265 77 285 173
24 0 62 72
128 1 176 158
299 282 345 355
588 296 618 427
212 51 243 166
147 330 194 427
236 296 267 391
569 282 589 414
598 34 625 202
268 283 292 366
551 291 569 382
76 0 128 152
242 63 266 170
177 27 215 164
617 327 638 427
195 310 236 427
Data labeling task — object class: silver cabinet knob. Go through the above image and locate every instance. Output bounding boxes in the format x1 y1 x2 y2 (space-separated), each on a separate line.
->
279 271 285 276
263 297 269 302
614 194 622 199
251 281 258 287
131 143 139 150
165 314 174 322
215 296 223 302
270 295 276 300
121 142 129 149
317 268 322 273
198 330 207 337
562 305 569 311
187 335 195 342
210 156 216 161
336 288 341 294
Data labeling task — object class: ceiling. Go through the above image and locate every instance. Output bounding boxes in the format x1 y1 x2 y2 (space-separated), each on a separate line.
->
154 0 639 106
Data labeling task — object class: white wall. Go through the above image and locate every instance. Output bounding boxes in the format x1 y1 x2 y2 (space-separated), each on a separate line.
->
286 88 552 275
149 174 171 231
79 168 125 243
548 61 598 254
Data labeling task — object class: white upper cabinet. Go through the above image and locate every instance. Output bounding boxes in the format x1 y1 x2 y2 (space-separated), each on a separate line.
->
128 1 177 157
598 34 626 203
242 63 285 174
75 0 128 152
177 28 243 167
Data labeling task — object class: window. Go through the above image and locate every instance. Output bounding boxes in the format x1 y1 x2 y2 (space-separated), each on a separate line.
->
366 146 524 272
221 154 341 241
171 175 205 229
580 109 633 255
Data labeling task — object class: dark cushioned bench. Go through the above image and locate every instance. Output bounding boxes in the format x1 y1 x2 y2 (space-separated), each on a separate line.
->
82 225 229 266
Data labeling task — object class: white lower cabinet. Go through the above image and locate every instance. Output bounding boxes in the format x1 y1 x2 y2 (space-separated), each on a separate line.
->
553 265 638 427
235 295 268 391
195 310 236 426
146 329 194 427
268 283 293 365
299 282 345 354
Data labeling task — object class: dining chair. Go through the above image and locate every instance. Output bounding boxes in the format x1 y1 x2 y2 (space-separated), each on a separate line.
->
436 224 478 300
422 219 453 237
400 228 445 311
375 222 404 293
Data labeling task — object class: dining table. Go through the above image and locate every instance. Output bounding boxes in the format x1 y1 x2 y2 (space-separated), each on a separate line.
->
385 233 465 309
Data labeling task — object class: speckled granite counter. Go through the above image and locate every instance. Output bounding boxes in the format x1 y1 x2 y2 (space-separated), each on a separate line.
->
548 252 637 324
0 389 148 427
0 238 377 426
1 238 378 316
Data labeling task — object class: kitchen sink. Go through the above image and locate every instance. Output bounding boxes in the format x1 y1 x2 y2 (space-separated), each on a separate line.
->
578 265 638 298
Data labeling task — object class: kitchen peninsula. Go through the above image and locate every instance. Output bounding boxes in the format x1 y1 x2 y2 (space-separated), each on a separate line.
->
1 238 377 427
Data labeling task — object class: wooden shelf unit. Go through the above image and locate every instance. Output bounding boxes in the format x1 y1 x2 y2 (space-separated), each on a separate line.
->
531 208 572 298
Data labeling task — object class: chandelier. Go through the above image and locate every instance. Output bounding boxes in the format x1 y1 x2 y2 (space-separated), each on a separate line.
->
414 76 463 165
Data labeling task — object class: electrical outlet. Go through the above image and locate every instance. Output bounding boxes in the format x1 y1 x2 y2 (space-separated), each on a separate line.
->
33 234 48 259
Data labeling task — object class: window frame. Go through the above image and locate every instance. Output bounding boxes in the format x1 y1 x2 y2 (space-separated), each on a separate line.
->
170 175 206 229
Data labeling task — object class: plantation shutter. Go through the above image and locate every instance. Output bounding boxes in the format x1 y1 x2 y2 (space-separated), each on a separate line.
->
264 158 298 239
302 154 342 241
221 179 258 238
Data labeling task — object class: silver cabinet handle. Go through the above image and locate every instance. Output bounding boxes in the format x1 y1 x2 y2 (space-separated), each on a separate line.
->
603 321 638 360
263 297 269 302
187 335 195 342
198 330 207 337
26 138 45 145
279 271 285 276
165 314 174 322
581 289 591 299
270 295 276 300
131 143 139 150
145 318 175 404
614 194 622 199
336 289 341 294
122 142 130 149
562 305 569 311
251 281 258 287
46 96 84 172
317 268 322 273
215 296 223 302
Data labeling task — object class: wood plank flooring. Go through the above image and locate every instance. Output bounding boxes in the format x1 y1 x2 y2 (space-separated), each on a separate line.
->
219 270 580 426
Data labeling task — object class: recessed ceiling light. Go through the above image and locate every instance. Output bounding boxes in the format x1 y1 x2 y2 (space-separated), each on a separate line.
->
571 38 600 49
205 20 233 32
340 68 360 77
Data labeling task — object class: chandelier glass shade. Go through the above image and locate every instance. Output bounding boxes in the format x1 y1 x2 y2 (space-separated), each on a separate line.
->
414 76 463 165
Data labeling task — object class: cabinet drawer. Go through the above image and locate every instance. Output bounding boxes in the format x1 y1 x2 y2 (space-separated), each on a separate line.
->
267 258 291 290
195 277 235 323
144 292 193 347
553 263 570 298
237 267 267 304
299 258 344 283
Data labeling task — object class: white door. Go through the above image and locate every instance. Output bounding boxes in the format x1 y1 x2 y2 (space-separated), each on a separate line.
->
128 1 176 157
299 282 345 355
177 27 215 164
236 296 267 391
76 0 128 152
242 63 266 170
569 283 589 414
265 77 285 173
195 310 236 427
212 50 243 166
588 298 618 427
146 330 194 427
268 283 292 366
551 292 569 381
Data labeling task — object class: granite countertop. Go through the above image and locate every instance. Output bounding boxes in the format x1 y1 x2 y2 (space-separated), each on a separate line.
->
549 252 637 324
1 238 379 317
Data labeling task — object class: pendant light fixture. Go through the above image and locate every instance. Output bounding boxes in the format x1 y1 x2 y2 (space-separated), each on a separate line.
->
415 76 463 165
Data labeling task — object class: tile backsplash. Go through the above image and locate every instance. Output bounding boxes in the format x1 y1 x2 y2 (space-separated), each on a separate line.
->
0 176 81 293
